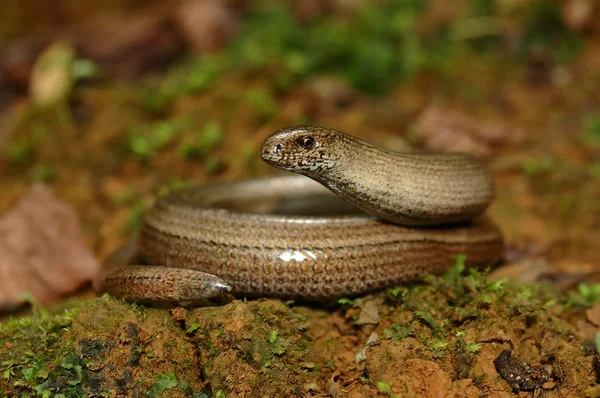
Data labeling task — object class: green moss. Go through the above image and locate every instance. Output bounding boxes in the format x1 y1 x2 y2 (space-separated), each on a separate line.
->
184 300 316 396
147 372 178 397
0 268 595 397
582 114 600 147
245 89 278 121
0 304 87 397
522 156 554 177
29 163 57 182
566 283 600 308
178 121 223 161
376 380 392 393
0 298 204 396
519 0 583 63
127 118 191 160
123 199 150 236
133 0 585 109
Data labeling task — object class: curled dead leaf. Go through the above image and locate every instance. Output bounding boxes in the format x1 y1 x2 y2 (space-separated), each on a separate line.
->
0 184 99 308
415 106 515 158
355 300 380 325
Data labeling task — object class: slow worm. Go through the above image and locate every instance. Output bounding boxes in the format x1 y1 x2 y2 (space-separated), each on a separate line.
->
100 126 503 301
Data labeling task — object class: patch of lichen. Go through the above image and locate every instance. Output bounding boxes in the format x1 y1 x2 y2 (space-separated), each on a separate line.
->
183 299 318 397
0 296 205 397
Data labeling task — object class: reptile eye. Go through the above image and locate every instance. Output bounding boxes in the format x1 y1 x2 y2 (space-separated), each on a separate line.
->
299 136 316 150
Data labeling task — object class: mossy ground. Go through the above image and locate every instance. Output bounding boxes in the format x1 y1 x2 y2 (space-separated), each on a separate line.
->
1 263 598 397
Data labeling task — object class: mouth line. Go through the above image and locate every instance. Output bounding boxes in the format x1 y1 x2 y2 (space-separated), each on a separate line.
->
260 151 280 164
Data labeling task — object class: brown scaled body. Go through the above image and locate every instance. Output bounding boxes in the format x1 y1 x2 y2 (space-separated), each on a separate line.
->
100 127 503 302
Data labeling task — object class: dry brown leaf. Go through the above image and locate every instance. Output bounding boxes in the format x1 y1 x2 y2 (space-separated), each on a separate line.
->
355 300 379 325
0 184 99 307
586 303 600 327
415 106 514 158
78 11 183 79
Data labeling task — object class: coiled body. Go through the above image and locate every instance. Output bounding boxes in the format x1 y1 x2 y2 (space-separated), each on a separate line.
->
100 127 504 302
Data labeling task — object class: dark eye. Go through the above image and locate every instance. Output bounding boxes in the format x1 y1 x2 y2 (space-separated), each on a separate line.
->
299 136 316 150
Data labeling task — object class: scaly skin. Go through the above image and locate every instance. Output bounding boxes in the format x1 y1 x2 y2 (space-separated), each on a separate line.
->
261 126 495 226
99 127 504 302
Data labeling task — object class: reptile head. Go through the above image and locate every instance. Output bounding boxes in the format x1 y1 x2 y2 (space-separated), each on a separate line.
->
261 126 349 176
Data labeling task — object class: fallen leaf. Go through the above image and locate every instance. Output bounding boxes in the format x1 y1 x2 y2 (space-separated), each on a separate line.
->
0 184 99 307
586 303 600 327
355 300 379 325
415 106 515 158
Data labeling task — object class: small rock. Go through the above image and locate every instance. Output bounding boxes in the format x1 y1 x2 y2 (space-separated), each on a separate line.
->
493 349 550 391
542 381 556 390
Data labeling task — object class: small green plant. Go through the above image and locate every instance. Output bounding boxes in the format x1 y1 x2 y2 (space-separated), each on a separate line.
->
245 89 278 121
30 163 56 182
591 160 600 179
3 138 35 163
465 342 481 353
522 156 554 177
124 199 150 236
185 56 223 92
186 323 201 335
128 119 190 160
415 310 442 331
444 254 467 289
337 297 356 307
269 330 279 345
178 122 223 160
487 279 507 292
71 58 100 80
147 372 178 398
566 283 600 308
383 322 416 341
518 0 583 63
375 380 400 397
376 381 392 393
430 339 449 350
429 338 449 359
582 115 600 147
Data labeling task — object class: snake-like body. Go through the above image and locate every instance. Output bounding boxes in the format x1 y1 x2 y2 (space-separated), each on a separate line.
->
100 126 503 301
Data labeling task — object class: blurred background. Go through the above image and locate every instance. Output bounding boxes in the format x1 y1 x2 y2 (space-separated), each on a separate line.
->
0 0 598 307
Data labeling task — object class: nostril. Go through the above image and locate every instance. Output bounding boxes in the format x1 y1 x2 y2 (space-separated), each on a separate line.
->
274 144 282 153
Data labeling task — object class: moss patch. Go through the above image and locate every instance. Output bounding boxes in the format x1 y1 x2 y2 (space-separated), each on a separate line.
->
1 266 599 397
182 299 317 397
1 297 204 397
